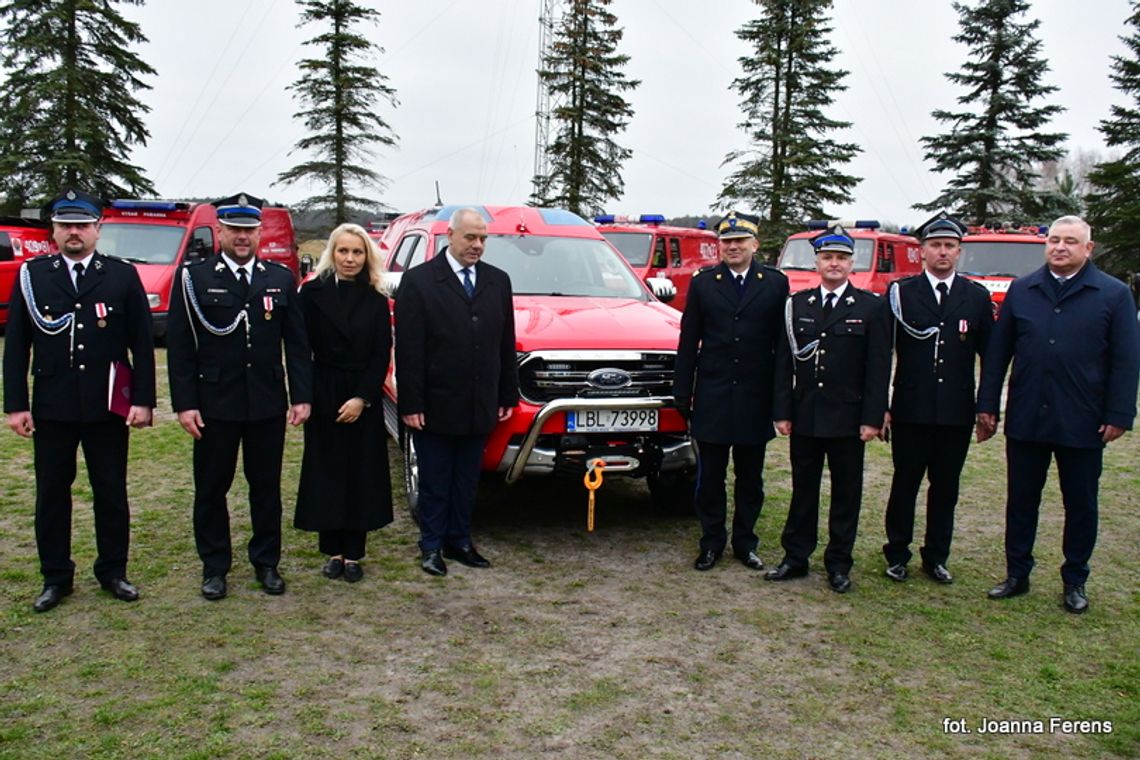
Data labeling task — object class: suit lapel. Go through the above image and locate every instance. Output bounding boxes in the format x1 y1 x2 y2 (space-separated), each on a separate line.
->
736 263 763 312
311 276 353 340
940 274 969 320
210 257 246 300
432 250 470 302
712 263 738 308
911 277 942 320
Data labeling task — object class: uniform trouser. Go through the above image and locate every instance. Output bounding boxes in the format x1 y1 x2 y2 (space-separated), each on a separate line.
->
1004 438 1102 586
193 416 286 577
883 422 972 568
781 433 865 574
33 418 131 587
413 430 486 552
694 440 766 555
319 531 366 561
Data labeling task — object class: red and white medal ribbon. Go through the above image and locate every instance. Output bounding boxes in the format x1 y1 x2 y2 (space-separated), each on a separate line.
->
959 319 969 334
95 303 108 319
263 296 274 314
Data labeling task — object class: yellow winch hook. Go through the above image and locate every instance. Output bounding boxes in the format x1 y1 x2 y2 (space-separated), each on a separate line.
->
583 459 606 532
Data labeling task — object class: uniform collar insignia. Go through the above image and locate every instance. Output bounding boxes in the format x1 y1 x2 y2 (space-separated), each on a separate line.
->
51 258 60 269
807 294 816 304
845 295 855 305
215 261 226 272
756 271 763 280
94 259 103 270
256 261 266 272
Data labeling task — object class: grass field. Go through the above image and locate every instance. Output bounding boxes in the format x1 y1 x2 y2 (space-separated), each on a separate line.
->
0 344 1136 759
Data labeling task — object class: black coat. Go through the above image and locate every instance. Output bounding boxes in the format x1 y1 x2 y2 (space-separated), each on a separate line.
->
673 261 792 445
787 285 891 437
167 254 312 420
888 274 993 426
394 251 519 436
4 252 155 421
294 274 393 532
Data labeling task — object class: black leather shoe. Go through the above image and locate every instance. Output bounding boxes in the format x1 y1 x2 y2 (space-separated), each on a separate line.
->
255 566 286 595
828 571 852 594
764 562 808 581
734 551 765 571
421 549 447 577
443 545 491 568
33 585 72 613
100 577 139 602
201 575 227 600
923 563 953 584
693 549 720 571
322 557 345 579
885 564 908 582
343 561 364 583
987 576 1029 600
1063 584 1089 614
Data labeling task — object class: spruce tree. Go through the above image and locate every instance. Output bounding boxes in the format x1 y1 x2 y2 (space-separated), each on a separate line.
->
530 0 639 217
718 0 860 262
917 0 1067 222
1085 1 1140 274
0 0 156 212
276 0 398 225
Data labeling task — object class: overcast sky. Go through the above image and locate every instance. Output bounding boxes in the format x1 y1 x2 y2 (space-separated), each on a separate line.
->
124 0 1132 228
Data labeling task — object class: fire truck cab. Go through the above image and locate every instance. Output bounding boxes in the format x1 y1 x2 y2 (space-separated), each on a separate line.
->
0 217 53 329
959 225 1046 317
778 220 921 295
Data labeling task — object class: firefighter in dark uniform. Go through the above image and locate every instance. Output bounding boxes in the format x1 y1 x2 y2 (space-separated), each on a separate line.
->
166 193 312 600
3 189 156 612
673 211 792 572
881 212 993 585
766 225 891 593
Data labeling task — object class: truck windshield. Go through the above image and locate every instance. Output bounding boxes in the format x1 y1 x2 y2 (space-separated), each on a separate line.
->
600 231 653 267
98 223 186 265
434 234 647 299
778 238 874 272
959 241 1044 277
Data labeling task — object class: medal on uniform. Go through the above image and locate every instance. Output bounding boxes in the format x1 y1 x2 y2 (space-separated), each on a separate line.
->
959 319 968 341
263 295 274 320
96 302 108 328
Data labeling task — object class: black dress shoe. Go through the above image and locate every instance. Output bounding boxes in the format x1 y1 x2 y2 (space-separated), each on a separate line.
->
885 564 908 582
255 567 286 595
100 578 139 602
923 563 953 584
1063 584 1089 614
828 571 852 594
343 561 364 583
33 585 72 613
421 549 447 577
694 549 720 571
734 551 765 571
322 557 345 579
443 545 491 568
201 575 227 600
764 562 808 581
987 576 1029 600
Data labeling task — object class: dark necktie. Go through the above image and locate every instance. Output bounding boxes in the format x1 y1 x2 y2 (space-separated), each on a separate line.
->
462 267 475 299
72 262 85 292
735 273 745 297
236 267 249 298
936 281 949 311
1054 275 1067 297
823 291 835 315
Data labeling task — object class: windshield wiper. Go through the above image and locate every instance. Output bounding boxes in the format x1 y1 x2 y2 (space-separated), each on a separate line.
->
115 256 150 264
781 265 815 271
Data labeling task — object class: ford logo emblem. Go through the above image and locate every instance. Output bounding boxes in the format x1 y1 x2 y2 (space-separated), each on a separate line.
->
587 368 632 389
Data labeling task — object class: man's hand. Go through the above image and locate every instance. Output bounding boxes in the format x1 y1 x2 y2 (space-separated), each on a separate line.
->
289 403 311 426
402 413 424 430
774 420 792 436
1100 424 1126 443
125 406 153 428
975 412 997 443
878 411 892 442
859 425 880 443
336 398 365 424
178 409 205 440
497 406 513 422
7 411 34 438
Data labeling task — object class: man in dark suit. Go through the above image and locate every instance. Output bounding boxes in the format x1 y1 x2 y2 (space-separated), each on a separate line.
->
3 188 155 612
977 215 1139 613
673 211 792 572
166 193 312 600
881 212 993 585
766 225 891 593
395 207 519 577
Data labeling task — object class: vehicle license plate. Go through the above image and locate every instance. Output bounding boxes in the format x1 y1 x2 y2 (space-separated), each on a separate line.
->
567 408 659 432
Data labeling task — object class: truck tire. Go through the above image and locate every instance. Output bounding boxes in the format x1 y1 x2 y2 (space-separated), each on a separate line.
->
401 427 422 526
647 468 697 516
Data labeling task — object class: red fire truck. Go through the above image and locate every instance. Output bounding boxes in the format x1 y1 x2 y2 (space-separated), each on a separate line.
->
778 220 921 295
958 225 1046 316
0 218 53 329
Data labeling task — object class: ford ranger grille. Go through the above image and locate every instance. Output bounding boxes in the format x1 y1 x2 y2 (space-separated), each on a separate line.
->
517 350 675 404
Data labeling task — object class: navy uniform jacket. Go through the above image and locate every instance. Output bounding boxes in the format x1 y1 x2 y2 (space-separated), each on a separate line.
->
166 254 312 420
395 251 519 436
787 285 891 437
888 274 993 426
673 261 792 445
3 252 155 421
977 263 1139 449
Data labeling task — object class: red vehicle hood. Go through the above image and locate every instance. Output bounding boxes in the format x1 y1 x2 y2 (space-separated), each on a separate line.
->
512 295 681 352
134 262 174 292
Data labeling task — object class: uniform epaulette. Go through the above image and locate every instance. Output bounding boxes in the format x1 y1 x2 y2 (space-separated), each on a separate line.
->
185 256 212 266
693 265 717 277
259 259 290 272
896 274 922 284
26 253 54 264
98 254 134 268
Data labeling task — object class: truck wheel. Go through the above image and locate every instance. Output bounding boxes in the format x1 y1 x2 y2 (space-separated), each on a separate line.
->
647 469 697 516
401 428 421 526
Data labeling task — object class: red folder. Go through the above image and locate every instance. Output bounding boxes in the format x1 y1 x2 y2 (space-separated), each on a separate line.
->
108 361 133 417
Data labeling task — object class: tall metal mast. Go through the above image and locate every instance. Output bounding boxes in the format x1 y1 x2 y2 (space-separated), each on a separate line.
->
533 0 567 197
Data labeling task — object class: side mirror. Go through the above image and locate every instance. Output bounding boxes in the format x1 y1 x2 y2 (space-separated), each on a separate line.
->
186 238 210 261
380 271 403 298
299 254 314 277
647 275 676 303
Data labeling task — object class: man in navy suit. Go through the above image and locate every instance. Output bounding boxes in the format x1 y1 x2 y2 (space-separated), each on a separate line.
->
395 207 519 577
977 215 1139 613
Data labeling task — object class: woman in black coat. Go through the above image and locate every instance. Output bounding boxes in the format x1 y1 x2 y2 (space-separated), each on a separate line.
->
294 223 393 582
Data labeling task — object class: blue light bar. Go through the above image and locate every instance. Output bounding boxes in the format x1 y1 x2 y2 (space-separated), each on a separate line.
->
638 214 666 224
697 220 707 230
594 214 616 223
111 200 180 211
805 219 880 230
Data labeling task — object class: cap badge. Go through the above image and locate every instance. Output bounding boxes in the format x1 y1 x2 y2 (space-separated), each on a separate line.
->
66 190 77 201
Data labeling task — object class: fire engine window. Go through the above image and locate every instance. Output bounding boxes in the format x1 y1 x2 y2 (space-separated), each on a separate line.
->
388 235 416 272
0 232 12 262
669 238 682 268
651 237 666 269
189 227 214 259
404 236 427 270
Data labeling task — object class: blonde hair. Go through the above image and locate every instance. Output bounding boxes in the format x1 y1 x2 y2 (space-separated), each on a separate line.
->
313 223 386 292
